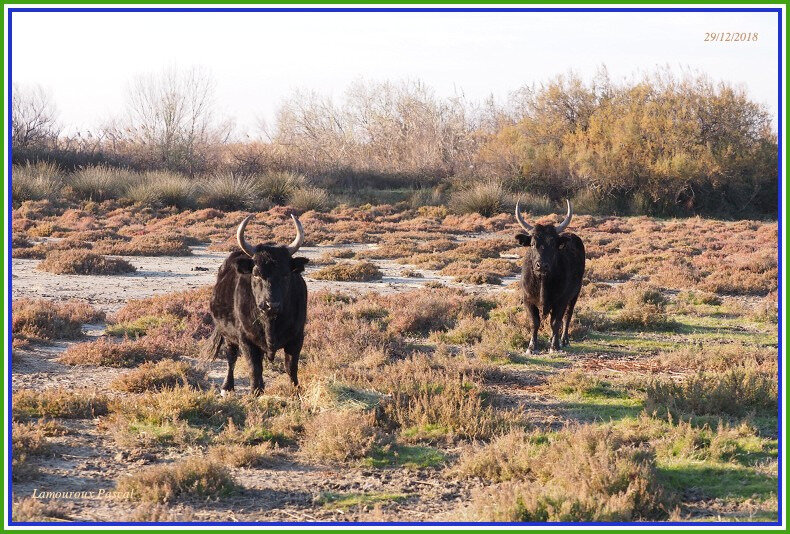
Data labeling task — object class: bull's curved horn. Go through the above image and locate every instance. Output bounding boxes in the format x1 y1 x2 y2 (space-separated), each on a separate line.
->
514 200 533 232
555 199 573 233
236 214 256 257
286 214 304 255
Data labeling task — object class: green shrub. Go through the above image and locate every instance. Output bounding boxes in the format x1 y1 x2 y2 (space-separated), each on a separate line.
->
256 171 306 205
67 165 130 201
12 162 61 204
198 173 261 211
451 180 507 217
289 186 329 212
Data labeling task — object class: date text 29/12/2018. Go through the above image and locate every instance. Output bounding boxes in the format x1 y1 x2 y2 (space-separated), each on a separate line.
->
705 32 758 42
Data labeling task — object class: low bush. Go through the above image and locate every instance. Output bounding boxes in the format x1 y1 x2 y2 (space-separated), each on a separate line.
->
12 299 104 341
198 173 261 211
104 387 246 448
645 369 777 418
93 234 192 256
299 410 377 462
460 426 672 521
312 261 383 282
13 388 109 420
290 186 330 212
12 162 62 204
67 165 130 201
59 337 185 368
451 180 507 217
115 457 236 503
37 249 136 275
207 443 276 468
126 172 197 209
11 498 69 522
256 171 305 205
111 360 208 392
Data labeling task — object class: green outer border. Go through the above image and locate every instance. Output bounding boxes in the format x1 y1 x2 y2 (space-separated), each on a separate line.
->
1 2 785 532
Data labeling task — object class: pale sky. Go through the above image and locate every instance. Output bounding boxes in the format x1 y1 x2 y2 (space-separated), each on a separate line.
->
10 9 781 135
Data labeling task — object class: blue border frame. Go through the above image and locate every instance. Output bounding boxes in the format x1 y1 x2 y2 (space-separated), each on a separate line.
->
5 5 784 528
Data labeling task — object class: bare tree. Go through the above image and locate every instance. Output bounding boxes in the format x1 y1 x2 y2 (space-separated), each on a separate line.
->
12 83 60 149
124 66 232 173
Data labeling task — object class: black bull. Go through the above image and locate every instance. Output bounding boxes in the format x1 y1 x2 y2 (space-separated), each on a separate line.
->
514 200 586 353
206 214 309 395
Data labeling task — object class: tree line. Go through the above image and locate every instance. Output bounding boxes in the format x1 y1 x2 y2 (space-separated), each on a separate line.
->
12 66 778 218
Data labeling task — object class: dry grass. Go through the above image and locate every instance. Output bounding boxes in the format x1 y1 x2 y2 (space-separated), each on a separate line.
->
311 261 382 282
207 443 276 468
112 286 213 341
111 360 209 392
11 497 70 522
460 426 673 521
645 369 777 418
12 299 104 342
59 337 184 368
122 504 196 522
13 388 109 420
654 344 777 374
377 355 513 441
115 457 236 503
103 387 246 448
299 410 378 463
37 249 136 275
12 420 54 481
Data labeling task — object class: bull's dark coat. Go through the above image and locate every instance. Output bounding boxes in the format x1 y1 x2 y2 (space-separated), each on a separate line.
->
207 247 308 394
516 224 585 353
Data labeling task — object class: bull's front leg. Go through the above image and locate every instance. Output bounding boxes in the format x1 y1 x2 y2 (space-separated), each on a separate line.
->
221 342 239 396
548 306 564 353
241 340 265 396
283 335 303 388
526 304 540 355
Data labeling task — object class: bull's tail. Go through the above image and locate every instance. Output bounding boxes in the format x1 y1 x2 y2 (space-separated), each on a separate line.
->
201 329 225 361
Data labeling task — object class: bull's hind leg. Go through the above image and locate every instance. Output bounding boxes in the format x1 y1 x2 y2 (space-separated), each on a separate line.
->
561 294 579 347
284 336 303 387
241 341 265 396
525 304 540 355
221 342 239 396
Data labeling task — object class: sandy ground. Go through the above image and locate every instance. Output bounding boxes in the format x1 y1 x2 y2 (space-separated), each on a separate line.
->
12 244 516 313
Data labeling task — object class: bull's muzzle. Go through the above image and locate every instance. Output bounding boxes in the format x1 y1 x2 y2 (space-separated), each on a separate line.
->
260 302 282 318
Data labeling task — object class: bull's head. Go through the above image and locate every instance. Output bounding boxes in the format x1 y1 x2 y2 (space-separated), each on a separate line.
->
235 214 308 318
514 199 573 278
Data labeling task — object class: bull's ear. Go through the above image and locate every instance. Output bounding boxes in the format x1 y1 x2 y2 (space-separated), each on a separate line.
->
558 235 571 249
515 233 531 246
234 257 254 274
290 257 309 273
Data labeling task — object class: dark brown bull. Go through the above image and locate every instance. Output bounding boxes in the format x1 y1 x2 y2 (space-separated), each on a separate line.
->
206 214 309 395
515 199 585 354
